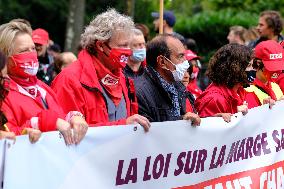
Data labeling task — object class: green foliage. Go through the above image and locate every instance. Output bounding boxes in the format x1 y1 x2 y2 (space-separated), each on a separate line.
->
0 0 283 58
85 0 127 24
175 9 259 62
0 0 68 47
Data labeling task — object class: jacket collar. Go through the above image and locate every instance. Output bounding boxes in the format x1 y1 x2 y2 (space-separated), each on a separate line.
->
124 64 145 77
8 78 47 100
77 50 103 91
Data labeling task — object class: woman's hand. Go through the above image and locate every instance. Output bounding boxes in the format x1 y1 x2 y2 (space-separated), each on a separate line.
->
0 131 16 141
215 113 232 123
56 118 73 146
237 101 248 115
24 128 42 144
263 97 275 109
70 116 88 145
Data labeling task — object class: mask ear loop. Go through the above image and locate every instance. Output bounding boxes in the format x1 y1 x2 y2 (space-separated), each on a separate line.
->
163 56 176 71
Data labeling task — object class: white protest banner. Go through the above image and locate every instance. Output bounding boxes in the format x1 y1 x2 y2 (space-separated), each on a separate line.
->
0 140 5 189
2 102 284 189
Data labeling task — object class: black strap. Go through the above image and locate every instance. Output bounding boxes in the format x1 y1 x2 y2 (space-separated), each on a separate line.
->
41 97 49 109
125 77 135 103
255 85 269 96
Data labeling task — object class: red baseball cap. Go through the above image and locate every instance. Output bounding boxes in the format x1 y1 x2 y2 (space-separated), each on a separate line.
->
254 40 284 71
32 28 49 45
185 50 200 61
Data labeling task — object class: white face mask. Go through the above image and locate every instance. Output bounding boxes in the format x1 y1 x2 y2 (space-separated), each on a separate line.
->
23 65 39 76
164 56 189 81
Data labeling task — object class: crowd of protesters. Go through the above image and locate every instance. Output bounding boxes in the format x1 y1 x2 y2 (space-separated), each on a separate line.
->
0 8 283 145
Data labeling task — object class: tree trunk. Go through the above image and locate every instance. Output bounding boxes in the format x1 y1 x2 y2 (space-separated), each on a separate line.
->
64 0 85 54
126 0 135 18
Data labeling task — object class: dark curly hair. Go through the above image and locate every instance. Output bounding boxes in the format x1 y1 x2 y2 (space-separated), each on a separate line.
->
207 43 252 89
260 10 283 36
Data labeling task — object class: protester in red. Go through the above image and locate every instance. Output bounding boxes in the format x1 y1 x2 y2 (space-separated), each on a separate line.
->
52 9 150 130
195 44 252 122
245 40 284 109
184 49 203 99
0 21 88 144
32 28 55 85
0 51 16 141
182 64 195 113
275 41 284 92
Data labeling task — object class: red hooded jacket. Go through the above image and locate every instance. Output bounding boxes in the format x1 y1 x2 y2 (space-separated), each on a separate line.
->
51 50 138 126
195 83 245 117
2 78 64 135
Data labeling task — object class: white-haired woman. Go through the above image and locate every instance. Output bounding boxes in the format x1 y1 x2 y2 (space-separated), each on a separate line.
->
0 21 88 144
52 9 150 131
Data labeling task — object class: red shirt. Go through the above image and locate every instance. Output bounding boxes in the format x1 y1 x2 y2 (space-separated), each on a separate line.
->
195 83 245 117
51 49 138 126
2 79 64 135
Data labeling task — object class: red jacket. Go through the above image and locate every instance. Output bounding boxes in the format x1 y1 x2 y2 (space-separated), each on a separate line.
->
2 78 64 135
195 83 245 117
276 73 284 93
186 81 202 99
51 50 138 126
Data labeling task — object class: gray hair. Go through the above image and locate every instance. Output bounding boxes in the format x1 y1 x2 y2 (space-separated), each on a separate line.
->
81 9 135 49
133 28 143 36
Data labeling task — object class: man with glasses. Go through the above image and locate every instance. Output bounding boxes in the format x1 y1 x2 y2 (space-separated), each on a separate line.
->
135 34 200 125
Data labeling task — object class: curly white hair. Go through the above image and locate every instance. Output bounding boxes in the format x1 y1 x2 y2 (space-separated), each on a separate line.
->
81 8 135 49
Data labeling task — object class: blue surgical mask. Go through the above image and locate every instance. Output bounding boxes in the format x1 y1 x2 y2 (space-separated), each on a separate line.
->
130 48 146 62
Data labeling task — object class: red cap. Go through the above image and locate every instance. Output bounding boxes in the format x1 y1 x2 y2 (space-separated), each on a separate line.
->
32 28 49 45
185 50 200 61
254 40 284 71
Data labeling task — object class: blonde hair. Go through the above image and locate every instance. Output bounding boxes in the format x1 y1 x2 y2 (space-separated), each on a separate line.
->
229 25 247 43
0 21 32 57
81 9 135 50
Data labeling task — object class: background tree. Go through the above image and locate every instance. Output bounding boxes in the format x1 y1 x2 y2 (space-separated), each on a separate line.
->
65 0 85 53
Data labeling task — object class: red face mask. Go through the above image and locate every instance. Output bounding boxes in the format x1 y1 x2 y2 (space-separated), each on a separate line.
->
191 66 199 79
10 51 39 78
103 44 132 70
